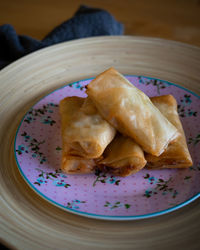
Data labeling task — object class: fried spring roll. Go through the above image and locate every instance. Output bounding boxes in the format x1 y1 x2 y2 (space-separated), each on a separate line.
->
146 95 193 168
61 156 95 174
86 67 179 156
97 133 147 177
59 96 116 173
97 95 192 176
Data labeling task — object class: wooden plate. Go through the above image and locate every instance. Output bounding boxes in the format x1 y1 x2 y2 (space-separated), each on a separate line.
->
1 36 200 249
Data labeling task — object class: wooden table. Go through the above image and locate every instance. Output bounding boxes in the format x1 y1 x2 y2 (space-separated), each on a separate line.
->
0 0 200 47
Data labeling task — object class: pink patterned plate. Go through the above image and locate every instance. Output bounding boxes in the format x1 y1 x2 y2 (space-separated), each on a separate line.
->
14 75 200 220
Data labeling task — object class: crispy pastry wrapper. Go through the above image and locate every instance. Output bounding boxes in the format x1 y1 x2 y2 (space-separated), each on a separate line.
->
86 67 179 156
146 95 193 168
61 156 95 174
59 96 115 173
97 133 147 177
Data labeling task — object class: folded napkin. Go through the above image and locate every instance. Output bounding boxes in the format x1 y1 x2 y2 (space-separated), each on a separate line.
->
0 5 124 69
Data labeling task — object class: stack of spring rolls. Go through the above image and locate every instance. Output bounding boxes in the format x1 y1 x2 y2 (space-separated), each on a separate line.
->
59 68 193 177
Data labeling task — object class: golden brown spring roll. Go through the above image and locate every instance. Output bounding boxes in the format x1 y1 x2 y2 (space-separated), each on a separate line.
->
146 95 193 168
97 133 147 177
86 67 179 156
61 156 95 174
59 96 116 173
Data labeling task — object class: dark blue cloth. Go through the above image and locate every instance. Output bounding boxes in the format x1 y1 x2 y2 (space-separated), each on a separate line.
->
0 5 123 69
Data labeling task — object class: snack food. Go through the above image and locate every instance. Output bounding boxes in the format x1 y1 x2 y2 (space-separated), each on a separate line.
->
146 95 193 168
61 157 95 174
98 133 147 177
59 96 115 173
59 68 192 176
86 67 179 156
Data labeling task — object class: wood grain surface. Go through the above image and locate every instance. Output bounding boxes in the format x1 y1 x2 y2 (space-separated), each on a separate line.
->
0 36 200 249
0 0 200 46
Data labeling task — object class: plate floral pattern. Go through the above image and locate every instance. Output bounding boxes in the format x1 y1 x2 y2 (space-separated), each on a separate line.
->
14 76 200 220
